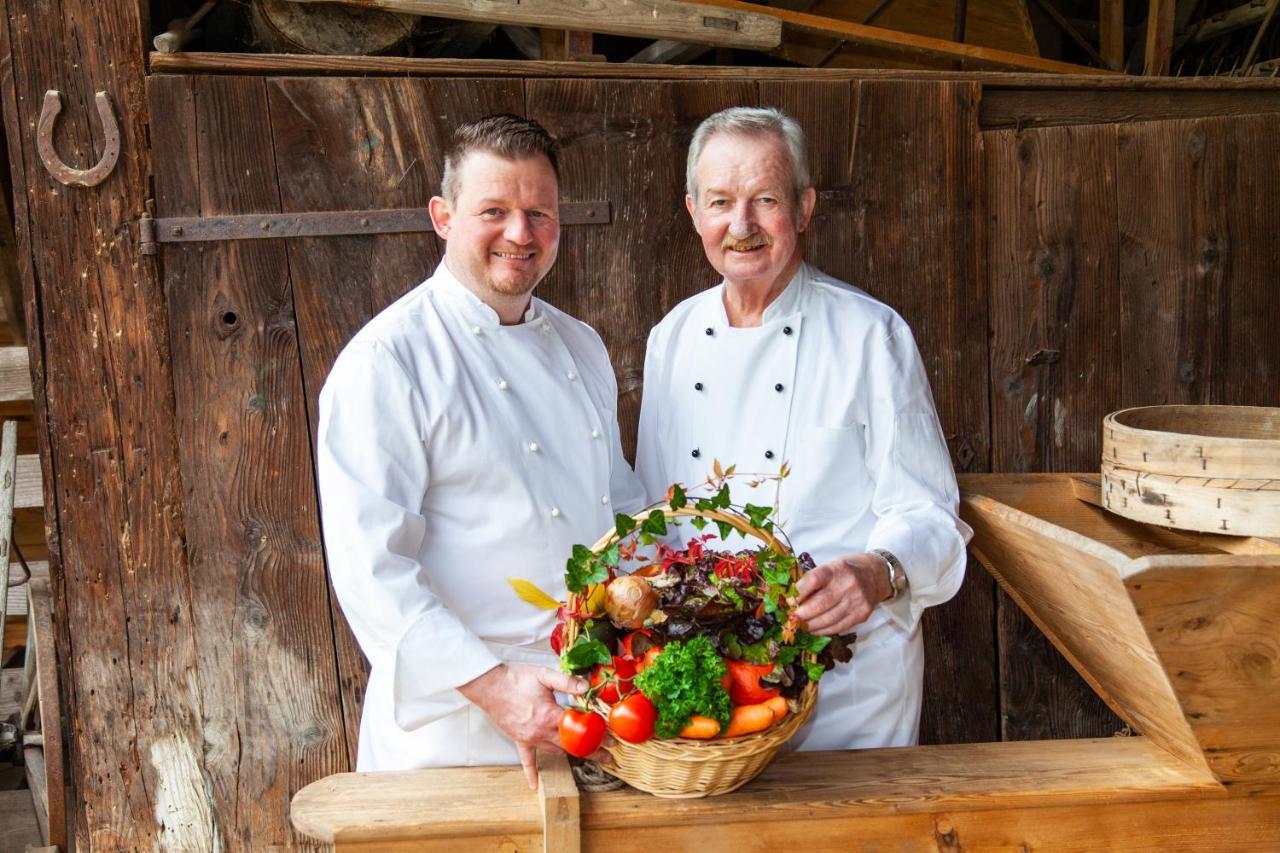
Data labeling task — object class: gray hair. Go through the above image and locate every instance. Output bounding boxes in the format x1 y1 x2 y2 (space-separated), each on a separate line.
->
685 107 811 203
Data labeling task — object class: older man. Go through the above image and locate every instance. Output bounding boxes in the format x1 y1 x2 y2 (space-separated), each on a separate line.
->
317 115 643 784
636 107 970 749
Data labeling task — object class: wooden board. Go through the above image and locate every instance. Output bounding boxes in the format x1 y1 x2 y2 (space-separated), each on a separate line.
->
293 737 1249 849
0 788 41 852
985 123 1125 741
148 74 350 846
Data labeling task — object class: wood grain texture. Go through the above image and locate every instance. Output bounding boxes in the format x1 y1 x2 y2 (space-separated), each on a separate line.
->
980 88 1280 129
27 578 63 851
1127 557 1280 790
293 737 1241 847
149 74 349 847
526 79 754 459
961 490 1211 775
0 0 212 848
537 752 579 853
986 123 1127 741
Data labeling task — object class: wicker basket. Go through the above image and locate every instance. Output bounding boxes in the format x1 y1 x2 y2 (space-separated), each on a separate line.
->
564 502 819 798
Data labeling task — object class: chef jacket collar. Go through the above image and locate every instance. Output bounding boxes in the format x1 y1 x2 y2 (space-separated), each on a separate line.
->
716 260 809 328
432 261 541 328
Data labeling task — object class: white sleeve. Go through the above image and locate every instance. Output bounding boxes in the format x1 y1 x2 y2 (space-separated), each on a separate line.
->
635 325 669 504
861 323 973 632
316 342 500 730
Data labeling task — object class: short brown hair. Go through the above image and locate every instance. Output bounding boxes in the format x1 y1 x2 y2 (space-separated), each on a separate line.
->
440 114 561 204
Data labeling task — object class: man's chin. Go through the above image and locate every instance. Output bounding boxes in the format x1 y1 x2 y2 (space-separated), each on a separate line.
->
486 273 542 297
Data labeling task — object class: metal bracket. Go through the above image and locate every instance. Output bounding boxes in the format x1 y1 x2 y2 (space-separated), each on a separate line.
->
140 202 611 254
37 90 121 188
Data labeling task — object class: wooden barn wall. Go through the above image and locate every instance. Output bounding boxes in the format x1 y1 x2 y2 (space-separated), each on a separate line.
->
0 50 1270 844
985 113 1280 740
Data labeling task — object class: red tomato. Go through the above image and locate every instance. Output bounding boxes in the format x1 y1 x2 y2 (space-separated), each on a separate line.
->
634 646 663 674
608 692 657 744
590 655 637 705
559 708 606 758
727 659 781 706
620 629 653 659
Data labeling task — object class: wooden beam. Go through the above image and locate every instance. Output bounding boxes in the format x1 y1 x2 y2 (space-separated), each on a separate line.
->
1188 0 1273 45
291 0 783 49
1100 0 1126 70
1144 0 1176 75
979 87 1280 128
688 0 1120 73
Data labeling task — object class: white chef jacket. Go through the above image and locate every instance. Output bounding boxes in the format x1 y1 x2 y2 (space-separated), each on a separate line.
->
636 261 971 749
316 262 645 770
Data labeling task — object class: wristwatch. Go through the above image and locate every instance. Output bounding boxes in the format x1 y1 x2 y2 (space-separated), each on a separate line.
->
870 548 908 602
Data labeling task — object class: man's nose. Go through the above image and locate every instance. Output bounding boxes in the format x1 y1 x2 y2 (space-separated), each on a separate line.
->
728 202 756 238
504 211 533 243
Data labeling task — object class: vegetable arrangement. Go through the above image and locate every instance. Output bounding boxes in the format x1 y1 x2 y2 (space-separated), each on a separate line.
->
512 466 854 759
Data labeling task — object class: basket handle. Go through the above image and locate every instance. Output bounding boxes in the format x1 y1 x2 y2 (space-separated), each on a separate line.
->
588 504 787 556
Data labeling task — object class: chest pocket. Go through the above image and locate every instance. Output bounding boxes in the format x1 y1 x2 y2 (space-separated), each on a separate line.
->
784 424 873 523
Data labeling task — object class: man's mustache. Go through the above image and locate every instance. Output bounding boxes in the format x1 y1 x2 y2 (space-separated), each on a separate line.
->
722 235 771 252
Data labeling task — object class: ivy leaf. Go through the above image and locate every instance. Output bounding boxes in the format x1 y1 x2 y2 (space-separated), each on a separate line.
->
712 485 731 509
639 531 655 546
641 510 668 537
599 542 620 568
562 635 612 673
744 503 773 528
669 483 688 511
614 513 637 539
690 516 708 531
694 497 715 512
804 660 828 682
796 632 832 654
566 544 608 593
716 520 734 540
506 578 562 611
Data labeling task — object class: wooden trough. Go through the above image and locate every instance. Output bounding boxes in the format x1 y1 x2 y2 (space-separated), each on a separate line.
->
290 473 1280 850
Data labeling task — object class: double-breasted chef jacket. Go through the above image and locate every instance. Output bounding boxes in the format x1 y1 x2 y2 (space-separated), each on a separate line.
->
317 262 645 771
636 261 971 750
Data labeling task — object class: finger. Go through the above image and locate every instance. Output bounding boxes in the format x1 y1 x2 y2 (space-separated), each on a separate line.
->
518 743 539 790
795 564 830 599
793 586 837 622
537 667 590 695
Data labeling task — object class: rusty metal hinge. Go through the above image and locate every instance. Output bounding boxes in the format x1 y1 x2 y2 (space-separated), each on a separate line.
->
138 202 611 255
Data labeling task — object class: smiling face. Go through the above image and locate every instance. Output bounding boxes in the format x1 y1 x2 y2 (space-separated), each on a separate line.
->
429 150 560 307
686 131 816 294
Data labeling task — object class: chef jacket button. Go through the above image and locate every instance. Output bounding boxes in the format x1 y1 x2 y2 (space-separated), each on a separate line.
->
551 507 561 518
601 495 609 505
497 379 510 391
691 448 701 458
471 325 482 335
765 450 775 459
783 326 793 335
774 383 784 392
567 371 578 381
694 382 704 391
591 429 601 439
705 327 714 336
541 323 552 333
529 442 540 453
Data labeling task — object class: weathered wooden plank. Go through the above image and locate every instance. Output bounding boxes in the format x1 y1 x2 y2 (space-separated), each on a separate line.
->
985 124 1126 741
1144 0 1176 75
0 0 209 846
980 88 1280 129
296 0 783 48
0 788 41 851
266 74 525 764
1100 0 1125 70
26 578 63 852
1116 118 1226 412
23 745 49 845
0 184 24 346
526 79 755 458
536 752 579 853
292 737 1229 845
1216 113 1280 407
149 73 349 846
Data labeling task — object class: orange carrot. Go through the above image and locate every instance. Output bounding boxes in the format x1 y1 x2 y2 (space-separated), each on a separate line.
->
678 715 721 739
721 703 776 738
763 696 789 722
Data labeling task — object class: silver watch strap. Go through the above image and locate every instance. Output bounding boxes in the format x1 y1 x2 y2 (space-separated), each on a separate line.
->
870 548 906 601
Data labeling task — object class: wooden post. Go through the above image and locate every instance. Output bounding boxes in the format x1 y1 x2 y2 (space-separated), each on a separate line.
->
1100 0 1126 71
1144 0 1176 75
537 752 580 853
540 28 595 61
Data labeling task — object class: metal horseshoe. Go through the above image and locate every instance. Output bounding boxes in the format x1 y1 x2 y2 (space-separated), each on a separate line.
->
37 89 120 188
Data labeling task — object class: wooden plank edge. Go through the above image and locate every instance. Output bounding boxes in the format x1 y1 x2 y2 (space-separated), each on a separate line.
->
148 52 1280 90
23 745 49 846
537 752 579 853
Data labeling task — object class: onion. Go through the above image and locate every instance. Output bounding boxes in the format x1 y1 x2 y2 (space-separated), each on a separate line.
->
605 575 658 629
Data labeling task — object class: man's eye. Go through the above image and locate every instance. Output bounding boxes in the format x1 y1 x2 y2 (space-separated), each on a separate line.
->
481 208 503 217
709 199 728 208
758 197 777 205
528 209 547 219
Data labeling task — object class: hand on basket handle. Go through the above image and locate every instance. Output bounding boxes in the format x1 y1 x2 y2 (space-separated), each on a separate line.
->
459 664 589 789
794 553 892 636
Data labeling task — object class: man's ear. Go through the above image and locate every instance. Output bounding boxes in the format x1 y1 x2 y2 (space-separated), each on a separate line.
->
796 186 817 233
428 195 452 239
685 194 700 235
